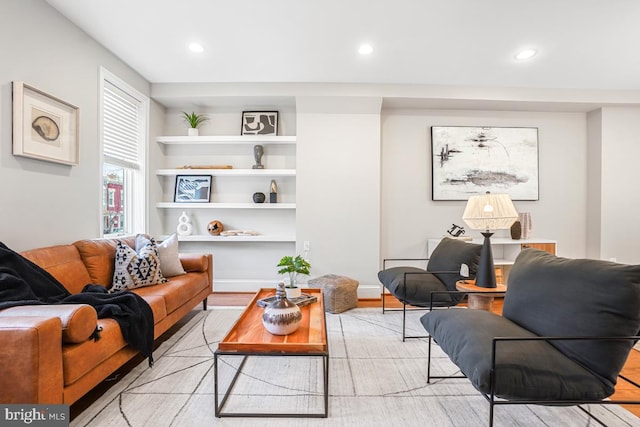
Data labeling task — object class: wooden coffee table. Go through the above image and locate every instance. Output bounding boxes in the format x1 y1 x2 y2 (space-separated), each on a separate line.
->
456 280 506 311
214 288 328 418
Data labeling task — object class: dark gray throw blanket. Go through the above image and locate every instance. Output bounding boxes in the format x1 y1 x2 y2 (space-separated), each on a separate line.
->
0 242 154 366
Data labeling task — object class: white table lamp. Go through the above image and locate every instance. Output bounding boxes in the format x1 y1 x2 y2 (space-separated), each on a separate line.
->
462 192 518 288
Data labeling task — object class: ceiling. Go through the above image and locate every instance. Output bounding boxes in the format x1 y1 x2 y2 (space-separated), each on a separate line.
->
45 0 640 91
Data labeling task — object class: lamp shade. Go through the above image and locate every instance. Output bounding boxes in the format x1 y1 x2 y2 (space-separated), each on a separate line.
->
462 192 518 231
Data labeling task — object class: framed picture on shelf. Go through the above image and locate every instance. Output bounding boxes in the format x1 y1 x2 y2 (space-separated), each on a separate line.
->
241 111 278 136
174 175 212 203
431 126 539 201
12 81 79 165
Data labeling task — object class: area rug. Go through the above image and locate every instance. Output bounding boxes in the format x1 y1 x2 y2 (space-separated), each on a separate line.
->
71 308 639 426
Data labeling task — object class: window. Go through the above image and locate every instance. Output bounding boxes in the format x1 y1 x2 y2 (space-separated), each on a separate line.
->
100 69 148 236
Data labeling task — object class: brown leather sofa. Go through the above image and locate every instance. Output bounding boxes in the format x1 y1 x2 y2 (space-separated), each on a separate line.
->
0 236 212 405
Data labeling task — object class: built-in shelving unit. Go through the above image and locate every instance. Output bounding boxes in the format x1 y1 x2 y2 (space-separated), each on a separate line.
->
154 133 297 291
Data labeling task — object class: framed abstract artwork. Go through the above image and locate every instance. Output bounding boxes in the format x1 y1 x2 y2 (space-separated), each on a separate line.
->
431 126 539 201
12 81 79 165
241 111 278 136
174 175 212 203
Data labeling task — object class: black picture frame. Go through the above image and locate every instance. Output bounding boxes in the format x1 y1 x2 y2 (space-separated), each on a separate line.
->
173 175 212 203
431 126 539 201
241 111 278 136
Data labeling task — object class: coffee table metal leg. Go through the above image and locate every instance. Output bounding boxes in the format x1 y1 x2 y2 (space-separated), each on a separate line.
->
215 353 328 418
324 354 329 417
215 353 248 417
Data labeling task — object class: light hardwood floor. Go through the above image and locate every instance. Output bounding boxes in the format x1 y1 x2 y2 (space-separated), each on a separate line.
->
208 292 640 418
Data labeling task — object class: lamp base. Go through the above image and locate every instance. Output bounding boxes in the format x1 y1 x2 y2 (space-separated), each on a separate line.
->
476 232 497 288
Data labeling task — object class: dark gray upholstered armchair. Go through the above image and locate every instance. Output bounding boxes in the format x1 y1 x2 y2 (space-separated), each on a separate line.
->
378 237 482 340
422 248 640 426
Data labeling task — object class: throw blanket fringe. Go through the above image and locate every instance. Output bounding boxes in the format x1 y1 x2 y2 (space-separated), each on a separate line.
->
90 325 102 342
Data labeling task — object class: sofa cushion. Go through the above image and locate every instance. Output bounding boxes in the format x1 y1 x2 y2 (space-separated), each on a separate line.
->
20 245 92 295
504 248 640 388
62 318 127 386
134 272 208 313
136 294 167 326
427 237 482 291
73 237 137 286
421 308 614 400
157 234 186 277
110 237 167 293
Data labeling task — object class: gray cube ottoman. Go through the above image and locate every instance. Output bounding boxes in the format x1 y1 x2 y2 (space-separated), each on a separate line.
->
308 274 359 313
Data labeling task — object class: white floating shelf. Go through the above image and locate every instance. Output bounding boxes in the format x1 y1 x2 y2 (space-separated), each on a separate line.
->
156 168 296 177
176 235 296 243
156 202 295 209
157 135 296 145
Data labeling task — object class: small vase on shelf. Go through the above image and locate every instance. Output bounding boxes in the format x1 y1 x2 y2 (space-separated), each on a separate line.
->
262 282 302 335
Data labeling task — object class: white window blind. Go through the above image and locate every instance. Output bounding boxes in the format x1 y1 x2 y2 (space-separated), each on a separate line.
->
103 81 142 170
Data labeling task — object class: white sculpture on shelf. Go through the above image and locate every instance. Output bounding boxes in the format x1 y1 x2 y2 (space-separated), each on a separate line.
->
176 211 193 236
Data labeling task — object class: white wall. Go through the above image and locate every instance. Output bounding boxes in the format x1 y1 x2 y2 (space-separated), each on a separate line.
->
296 97 382 297
381 109 588 260
599 107 640 263
0 0 152 251
586 109 603 259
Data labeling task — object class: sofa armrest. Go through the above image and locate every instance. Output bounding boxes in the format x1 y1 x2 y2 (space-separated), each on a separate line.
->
0 316 63 403
179 253 211 273
0 304 97 344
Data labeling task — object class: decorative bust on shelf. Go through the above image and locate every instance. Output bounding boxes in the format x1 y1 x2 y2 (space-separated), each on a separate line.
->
252 144 264 169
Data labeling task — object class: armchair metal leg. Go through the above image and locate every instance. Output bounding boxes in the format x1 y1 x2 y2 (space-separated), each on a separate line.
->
382 285 429 340
402 303 428 341
427 335 432 383
402 303 406 341
489 400 494 427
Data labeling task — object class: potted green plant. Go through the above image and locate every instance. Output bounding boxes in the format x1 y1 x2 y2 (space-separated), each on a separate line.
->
181 111 209 136
277 255 311 299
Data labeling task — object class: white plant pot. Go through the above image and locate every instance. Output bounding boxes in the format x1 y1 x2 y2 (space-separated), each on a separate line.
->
188 128 199 136
285 287 302 299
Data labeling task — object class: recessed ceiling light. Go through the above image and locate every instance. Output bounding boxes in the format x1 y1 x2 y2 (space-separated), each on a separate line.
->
514 49 537 60
188 43 204 53
358 44 373 55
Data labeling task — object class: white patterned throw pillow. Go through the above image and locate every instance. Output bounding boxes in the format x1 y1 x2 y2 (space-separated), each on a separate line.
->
110 236 168 293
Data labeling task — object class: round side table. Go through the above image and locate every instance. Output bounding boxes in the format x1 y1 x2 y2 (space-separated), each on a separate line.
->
455 280 506 311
